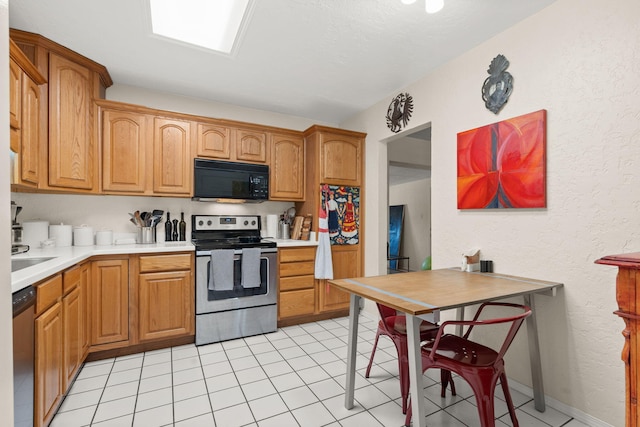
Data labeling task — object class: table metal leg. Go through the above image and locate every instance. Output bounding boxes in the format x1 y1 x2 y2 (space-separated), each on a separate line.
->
345 294 361 409
406 314 426 427
523 294 546 412
455 306 465 336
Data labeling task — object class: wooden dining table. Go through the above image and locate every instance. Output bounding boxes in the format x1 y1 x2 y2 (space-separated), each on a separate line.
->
328 268 563 427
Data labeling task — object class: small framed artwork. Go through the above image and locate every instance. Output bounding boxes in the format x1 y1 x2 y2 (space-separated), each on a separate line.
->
321 184 360 245
457 109 546 209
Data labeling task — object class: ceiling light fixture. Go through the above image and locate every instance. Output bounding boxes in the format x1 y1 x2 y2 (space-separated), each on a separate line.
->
401 0 444 14
149 0 252 54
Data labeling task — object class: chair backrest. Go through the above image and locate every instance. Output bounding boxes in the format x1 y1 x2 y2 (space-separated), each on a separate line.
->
462 302 531 361
376 303 397 320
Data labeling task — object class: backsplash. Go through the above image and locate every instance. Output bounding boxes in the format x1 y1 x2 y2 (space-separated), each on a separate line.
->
11 193 294 243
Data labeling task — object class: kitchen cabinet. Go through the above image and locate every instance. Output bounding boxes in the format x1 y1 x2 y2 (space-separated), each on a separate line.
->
80 262 91 359
9 39 46 189
318 245 360 312
153 117 192 195
270 132 305 201
101 104 151 194
137 253 194 341
304 125 363 186
278 247 316 323
34 274 63 427
235 127 268 163
48 53 96 191
10 29 113 194
91 257 129 348
296 126 366 316
62 266 83 391
196 122 231 159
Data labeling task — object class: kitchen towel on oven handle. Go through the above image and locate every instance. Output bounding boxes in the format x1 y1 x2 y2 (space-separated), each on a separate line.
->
209 249 235 291
241 248 261 288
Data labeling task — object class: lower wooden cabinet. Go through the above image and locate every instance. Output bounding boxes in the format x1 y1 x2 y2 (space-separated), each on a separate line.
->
138 253 194 341
80 262 91 359
34 275 64 427
318 245 360 312
62 284 82 391
91 258 130 347
278 247 316 321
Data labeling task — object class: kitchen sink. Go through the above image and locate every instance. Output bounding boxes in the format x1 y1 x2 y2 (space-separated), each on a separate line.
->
11 257 56 273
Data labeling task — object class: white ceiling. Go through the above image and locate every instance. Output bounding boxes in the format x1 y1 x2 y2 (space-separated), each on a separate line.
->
9 0 557 124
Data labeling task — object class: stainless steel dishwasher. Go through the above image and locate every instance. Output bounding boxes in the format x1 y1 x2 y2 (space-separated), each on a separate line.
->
13 285 36 427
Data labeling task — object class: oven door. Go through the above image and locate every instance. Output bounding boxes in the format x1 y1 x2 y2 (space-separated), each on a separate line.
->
195 248 277 314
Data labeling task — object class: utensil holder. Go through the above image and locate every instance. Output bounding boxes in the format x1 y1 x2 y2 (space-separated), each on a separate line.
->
138 226 156 244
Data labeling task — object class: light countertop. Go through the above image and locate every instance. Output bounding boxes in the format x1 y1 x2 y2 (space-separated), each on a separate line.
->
11 239 317 293
11 242 194 293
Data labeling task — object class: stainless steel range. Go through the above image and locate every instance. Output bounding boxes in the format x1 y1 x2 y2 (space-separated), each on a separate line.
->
192 215 278 345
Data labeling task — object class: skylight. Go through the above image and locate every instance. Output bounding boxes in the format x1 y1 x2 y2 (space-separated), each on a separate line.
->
149 0 251 55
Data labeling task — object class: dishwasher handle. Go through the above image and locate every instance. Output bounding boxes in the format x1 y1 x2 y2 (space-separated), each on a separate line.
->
13 286 36 318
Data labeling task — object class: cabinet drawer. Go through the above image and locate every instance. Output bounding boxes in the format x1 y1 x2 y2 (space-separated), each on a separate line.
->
62 265 81 294
280 261 314 277
139 253 192 273
280 289 315 318
280 275 315 291
280 247 316 263
36 274 62 316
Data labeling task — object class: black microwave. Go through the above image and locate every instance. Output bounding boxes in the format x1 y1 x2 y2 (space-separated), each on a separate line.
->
193 159 269 202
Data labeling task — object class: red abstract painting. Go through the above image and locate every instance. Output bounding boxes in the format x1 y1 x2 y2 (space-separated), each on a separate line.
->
457 110 546 209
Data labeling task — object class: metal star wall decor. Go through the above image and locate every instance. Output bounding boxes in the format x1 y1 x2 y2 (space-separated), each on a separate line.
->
481 54 513 114
386 93 413 133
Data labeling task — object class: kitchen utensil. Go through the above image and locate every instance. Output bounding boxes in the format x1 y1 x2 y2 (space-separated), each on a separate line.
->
134 211 142 227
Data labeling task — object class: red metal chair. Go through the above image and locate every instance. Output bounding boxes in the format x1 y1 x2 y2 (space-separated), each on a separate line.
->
365 303 456 414
404 302 532 427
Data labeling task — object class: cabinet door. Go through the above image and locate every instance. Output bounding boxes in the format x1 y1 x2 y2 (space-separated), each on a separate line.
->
235 128 268 163
48 53 95 190
9 59 21 134
197 123 231 159
80 262 91 358
318 245 360 312
35 302 63 427
62 286 82 391
270 133 305 200
138 270 193 341
102 109 149 193
20 74 41 186
91 259 129 346
153 118 191 195
320 135 363 185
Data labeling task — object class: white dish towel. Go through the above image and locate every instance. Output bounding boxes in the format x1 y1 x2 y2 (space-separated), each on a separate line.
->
209 249 235 291
241 248 262 288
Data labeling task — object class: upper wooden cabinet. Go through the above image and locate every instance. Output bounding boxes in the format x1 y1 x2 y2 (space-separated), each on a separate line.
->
235 128 268 163
10 29 112 193
196 122 268 164
270 132 305 201
196 123 231 159
153 117 192 195
101 105 150 194
9 39 46 189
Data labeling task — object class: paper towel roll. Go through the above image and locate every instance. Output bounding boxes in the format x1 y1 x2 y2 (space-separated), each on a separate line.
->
23 221 49 249
266 215 278 239
49 223 73 247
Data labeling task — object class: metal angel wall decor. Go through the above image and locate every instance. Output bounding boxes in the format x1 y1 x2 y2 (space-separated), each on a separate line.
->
386 93 413 133
481 54 513 114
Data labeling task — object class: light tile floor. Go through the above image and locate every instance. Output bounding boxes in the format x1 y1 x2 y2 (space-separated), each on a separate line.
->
51 313 588 427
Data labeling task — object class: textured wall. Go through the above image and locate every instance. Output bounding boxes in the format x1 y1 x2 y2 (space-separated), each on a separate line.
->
344 0 640 424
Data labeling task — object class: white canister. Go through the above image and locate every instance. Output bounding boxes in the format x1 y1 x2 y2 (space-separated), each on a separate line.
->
95 230 113 246
49 223 73 247
22 221 50 249
73 225 94 246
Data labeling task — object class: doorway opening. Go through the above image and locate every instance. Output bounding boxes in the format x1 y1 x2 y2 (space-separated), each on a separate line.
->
386 124 431 273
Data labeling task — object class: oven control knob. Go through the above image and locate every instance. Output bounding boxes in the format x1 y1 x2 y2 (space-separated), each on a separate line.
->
244 220 249 226
198 220 204 226
251 220 256 226
207 220 212 226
